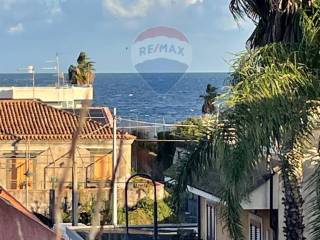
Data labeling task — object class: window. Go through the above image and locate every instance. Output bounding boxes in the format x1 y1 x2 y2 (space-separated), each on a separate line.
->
206 204 216 240
93 154 112 180
249 214 263 240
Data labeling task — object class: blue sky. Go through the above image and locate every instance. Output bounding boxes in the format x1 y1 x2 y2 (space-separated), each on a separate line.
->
0 0 254 73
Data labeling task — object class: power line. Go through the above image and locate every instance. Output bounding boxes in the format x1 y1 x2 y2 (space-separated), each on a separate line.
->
134 139 197 142
118 117 198 128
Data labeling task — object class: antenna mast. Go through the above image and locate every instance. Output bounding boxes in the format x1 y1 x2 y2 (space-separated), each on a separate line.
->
42 53 62 87
56 52 60 88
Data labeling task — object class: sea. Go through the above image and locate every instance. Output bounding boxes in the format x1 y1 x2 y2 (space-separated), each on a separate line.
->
0 73 229 123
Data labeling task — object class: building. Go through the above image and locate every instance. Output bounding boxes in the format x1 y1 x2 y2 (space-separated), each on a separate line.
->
0 85 93 109
0 186 58 240
169 151 317 240
0 99 135 213
187 171 280 240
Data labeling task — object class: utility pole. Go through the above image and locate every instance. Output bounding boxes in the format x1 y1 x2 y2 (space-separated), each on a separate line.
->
72 150 78 226
112 108 118 226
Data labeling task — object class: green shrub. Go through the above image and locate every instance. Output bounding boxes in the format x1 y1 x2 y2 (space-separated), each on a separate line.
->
118 197 174 225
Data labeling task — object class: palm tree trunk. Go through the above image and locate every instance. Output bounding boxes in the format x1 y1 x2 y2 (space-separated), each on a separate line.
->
281 150 305 240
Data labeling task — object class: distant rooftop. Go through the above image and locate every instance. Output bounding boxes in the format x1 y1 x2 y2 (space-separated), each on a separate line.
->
0 99 135 141
64 107 113 126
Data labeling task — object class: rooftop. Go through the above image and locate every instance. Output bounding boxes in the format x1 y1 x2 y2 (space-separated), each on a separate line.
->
0 85 93 109
0 99 134 141
0 186 58 239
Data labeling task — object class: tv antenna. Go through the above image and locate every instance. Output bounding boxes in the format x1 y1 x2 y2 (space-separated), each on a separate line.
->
42 53 64 87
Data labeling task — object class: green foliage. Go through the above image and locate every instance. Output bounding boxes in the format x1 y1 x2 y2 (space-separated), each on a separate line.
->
118 197 174 225
173 116 217 140
156 131 176 174
200 84 219 114
175 7 320 240
61 196 175 226
68 52 95 85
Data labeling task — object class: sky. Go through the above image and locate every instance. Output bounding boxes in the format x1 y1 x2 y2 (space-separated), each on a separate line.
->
0 0 255 73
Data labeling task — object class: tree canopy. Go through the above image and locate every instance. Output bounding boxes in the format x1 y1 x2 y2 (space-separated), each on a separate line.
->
175 2 320 240
68 52 95 85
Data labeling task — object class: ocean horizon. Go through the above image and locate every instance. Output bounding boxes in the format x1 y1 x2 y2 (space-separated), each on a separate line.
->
0 72 230 123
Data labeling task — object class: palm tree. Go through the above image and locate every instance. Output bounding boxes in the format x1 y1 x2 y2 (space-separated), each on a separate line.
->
229 0 312 48
175 3 320 240
200 84 219 114
68 52 95 85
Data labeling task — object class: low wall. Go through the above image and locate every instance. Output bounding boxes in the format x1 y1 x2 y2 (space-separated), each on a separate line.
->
7 184 165 215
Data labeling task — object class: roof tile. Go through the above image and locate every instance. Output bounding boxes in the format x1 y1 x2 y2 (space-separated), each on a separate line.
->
0 100 135 141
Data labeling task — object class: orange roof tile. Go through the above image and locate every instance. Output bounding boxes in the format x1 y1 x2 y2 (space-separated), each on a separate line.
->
0 100 135 141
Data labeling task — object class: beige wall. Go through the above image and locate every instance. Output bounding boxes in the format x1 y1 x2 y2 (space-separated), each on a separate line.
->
0 140 132 189
0 139 134 212
200 197 274 240
199 157 318 240
242 173 281 210
199 197 230 240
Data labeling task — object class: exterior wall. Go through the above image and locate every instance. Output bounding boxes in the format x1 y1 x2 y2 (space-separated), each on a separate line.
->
199 197 230 240
0 160 6 187
0 139 166 214
200 196 273 240
242 210 274 240
0 86 93 109
242 173 280 210
7 185 165 214
0 139 134 213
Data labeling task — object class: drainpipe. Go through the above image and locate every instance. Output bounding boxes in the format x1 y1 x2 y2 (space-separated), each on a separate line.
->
270 170 273 228
269 169 278 240
267 154 278 240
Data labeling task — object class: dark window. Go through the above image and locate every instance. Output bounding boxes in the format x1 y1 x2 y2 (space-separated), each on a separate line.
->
206 204 216 240
250 220 262 240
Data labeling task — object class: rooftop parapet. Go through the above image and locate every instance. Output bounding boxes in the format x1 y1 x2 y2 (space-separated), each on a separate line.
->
0 85 93 109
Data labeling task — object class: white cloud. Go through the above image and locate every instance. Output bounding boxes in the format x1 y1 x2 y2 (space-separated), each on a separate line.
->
8 22 24 33
103 0 152 18
102 0 204 18
184 0 203 5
